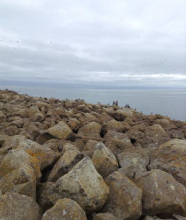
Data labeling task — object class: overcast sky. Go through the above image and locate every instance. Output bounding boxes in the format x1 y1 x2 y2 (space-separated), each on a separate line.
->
0 0 186 88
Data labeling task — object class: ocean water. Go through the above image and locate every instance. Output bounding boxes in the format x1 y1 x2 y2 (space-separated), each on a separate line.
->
0 84 186 121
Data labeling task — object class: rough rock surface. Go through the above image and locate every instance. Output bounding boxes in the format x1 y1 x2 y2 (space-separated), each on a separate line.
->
102 171 142 220
42 198 87 220
135 169 186 216
0 89 186 219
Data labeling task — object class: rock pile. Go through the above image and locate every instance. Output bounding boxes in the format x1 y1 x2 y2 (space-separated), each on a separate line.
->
0 89 186 220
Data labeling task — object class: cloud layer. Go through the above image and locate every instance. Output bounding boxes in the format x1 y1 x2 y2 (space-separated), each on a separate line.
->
0 0 186 87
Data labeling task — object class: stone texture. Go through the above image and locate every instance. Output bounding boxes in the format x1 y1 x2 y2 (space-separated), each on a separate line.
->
135 169 186 216
47 121 72 140
92 142 118 178
102 171 142 220
0 192 42 220
149 139 186 187
39 157 109 214
92 213 117 220
42 198 87 220
78 122 102 140
48 148 84 182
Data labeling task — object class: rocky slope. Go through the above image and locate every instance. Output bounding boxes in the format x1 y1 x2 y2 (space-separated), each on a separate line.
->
0 89 186 220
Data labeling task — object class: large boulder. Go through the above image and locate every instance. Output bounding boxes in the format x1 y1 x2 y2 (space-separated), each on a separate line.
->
81 139 99 158
102 171 142 220
92 213 117 220
135 169 186 216
78 122 102 140
149 139 186 187
48 148 84 182
113 108 135 121
0 192 42 220
47 121 72 140
92 142 118 178
0 165 36 199
42 198 87 220
39 157 109 213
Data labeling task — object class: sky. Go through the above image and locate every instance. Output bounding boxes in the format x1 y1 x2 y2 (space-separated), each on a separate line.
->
0 0 186 88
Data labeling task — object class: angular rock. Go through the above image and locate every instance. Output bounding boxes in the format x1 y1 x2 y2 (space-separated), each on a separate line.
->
48 148 84 182
101 119 124 136
0 192 42 220
40 157 109 214
135 169 186 216
78 122 102 140
113 108 135 121
0 164 36 199
42 198 87 220
149 139 186 187
92 213 117 220
92 142 118 178
47 121 72 140
102 171 142 220
82 139 99 158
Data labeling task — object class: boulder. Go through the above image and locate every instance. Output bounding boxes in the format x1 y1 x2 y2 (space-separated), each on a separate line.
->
104 130 133 155
101 119 124 136
102 171 142 220
113 108 135 121
47 121 72 140
78 122 102 140
48 148 84 182
81 139 98 158
42 198 87 220
92 213 117 220
135 169 186 216
0 192 42 220
149 139 186 187
92 142 118 178
28 106 44 122
0 149 41 180
39 157 109 213
0 164 36 199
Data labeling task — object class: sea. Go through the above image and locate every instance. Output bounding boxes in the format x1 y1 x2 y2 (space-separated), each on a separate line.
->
0 84 186 122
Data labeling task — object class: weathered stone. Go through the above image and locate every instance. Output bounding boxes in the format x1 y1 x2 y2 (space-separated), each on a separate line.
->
149 139 186 187
48 148 84 182
78 122 102 140
102 171 142 220
0 192 42 220
47 121 72 140
40 157 109 214
67 118 81 133
5 125 18 135
104 130 133 155
92 142 118 178
42 198 87 220
102 119 124 136
79 113 100 124
0 149 41 180
82 139 98 158
92 213 117 220
113 108 135 121
117 147 149 176
28 106 45 121
0 164 36 199
135 169 186 216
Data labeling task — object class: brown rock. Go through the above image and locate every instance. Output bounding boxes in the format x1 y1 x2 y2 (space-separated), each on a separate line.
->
78 122 102 140
47 121 72 140
102 119 124 136
135 169 186 216
0 192 42 220
42 198 87 220
102 171 142 220
48 148 84 182
92 142 118 178
149 139 186 187
81 139 98 158
113 108 135 121
92 213 117 220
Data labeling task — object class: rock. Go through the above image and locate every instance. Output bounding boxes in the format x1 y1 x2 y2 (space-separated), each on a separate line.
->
28 106 45 122
101 119 124 136
79 113 100 124
0 149 41 180
113 108 135 121
47 121 72 140
92 142 118 178
5 125 18 136
102 171 142 220
149 139 186 187
48 148 84 182
104 130 133 155
40 157 109 213
67 118 81 133
92 213 117 220
117 147 149 176
0 192 42 220
16 138 59 170
78 122 102 140
135 169 186 216
42 198 87 220
82 139 99 158
0 164 36 199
